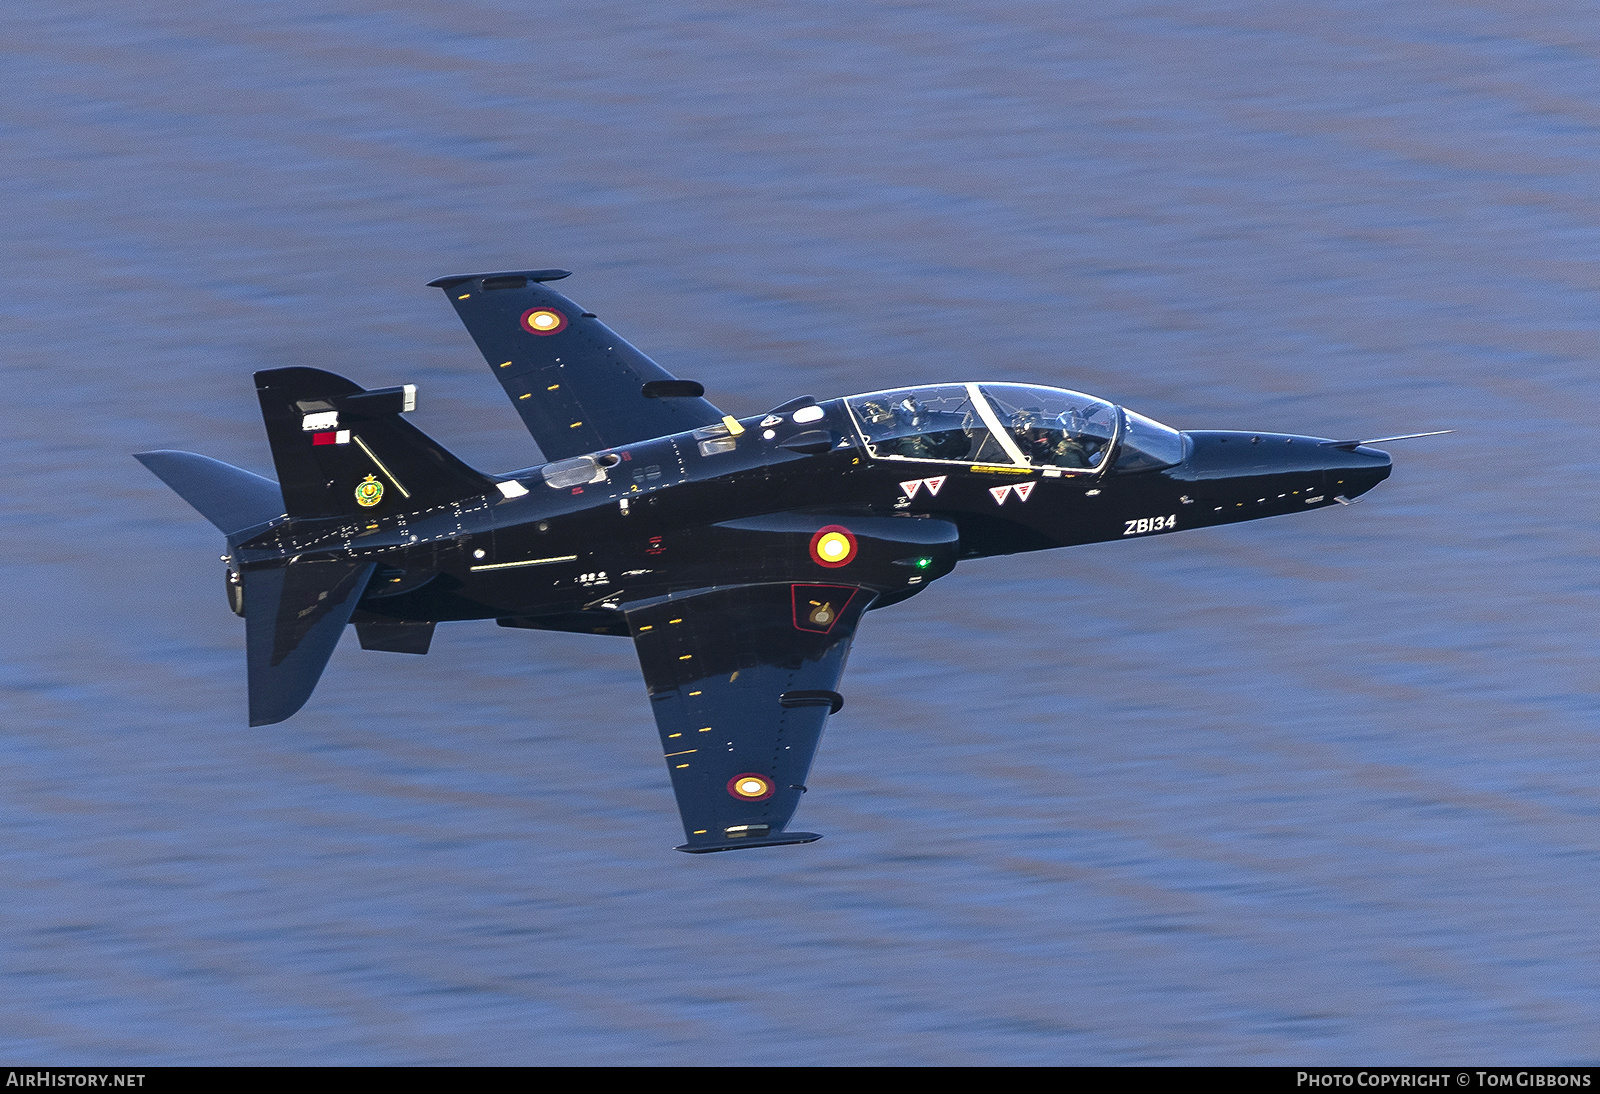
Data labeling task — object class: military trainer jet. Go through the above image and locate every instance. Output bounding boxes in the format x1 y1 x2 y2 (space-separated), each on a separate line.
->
137 269 1398 853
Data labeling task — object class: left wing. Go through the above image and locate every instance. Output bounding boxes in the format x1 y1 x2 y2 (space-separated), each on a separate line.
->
626 582 874 853
427 270 726 462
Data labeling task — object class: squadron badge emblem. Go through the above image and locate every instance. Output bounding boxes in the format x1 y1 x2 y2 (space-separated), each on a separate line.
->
354 474 384 508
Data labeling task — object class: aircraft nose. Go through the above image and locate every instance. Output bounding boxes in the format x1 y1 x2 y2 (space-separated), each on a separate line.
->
1321 440 1392 499
1176 430 1393 501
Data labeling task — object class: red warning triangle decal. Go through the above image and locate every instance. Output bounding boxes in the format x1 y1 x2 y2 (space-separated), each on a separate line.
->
900 479 922 498
989 485 1012 505
924 476 946 496
1013 481 1035 502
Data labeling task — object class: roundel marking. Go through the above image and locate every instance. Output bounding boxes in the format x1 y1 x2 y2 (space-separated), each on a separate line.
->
809 524 857 568
521 307 568 336
728 773 775 802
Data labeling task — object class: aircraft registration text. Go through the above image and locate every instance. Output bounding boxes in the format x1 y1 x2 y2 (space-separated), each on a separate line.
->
1124 515 1177 536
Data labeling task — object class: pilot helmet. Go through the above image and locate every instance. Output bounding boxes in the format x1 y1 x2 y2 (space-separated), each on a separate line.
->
1012 407 1052 443
895 395 926 424
858 399 893 424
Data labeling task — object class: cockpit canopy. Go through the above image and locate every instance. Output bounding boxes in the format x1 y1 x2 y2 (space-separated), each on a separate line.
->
844 383 1184 473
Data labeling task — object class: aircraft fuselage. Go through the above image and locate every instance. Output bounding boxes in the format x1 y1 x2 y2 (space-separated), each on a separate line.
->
228 400 1392 634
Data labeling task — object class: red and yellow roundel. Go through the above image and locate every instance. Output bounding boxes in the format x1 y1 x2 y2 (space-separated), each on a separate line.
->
520 307 568 336
809 524 857 568
727 773 776 801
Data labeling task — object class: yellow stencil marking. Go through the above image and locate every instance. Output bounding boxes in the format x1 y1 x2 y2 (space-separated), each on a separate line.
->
498 360 511 368
352 435 409 498
519 393 531 400
469 554 577 571
457 293 470 300
570 421 583 428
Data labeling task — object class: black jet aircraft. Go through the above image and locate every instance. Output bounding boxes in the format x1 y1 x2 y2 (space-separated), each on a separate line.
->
137 269 1400 853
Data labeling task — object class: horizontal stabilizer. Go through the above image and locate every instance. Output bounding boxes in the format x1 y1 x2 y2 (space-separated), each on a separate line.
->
134 451 286 536
245 558 376 725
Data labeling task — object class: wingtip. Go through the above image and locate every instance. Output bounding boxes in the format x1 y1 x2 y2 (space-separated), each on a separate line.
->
675 832 824 854
426 269 572 289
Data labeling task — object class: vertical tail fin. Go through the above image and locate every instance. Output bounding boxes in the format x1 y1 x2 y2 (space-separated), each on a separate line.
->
255 367 494 520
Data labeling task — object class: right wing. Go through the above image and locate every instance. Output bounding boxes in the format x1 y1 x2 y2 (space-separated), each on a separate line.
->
428 270 726 461
626 582 874 853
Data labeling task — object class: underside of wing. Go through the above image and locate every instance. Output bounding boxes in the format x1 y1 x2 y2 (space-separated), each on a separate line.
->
626 582 874 853
428 270 726 462
244 558 376 726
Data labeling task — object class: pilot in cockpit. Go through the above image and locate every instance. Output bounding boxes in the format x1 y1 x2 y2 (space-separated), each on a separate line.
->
889 396 970 460
1012 407 1093 468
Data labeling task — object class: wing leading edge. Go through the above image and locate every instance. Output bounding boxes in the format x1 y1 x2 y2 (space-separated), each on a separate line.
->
626 582 874 852
428 270 726 462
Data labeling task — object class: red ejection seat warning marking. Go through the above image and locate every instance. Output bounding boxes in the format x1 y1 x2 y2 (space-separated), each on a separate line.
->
1013 481 1035 502
900 476 947 499
989 485 1012 504
521 308 568 336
